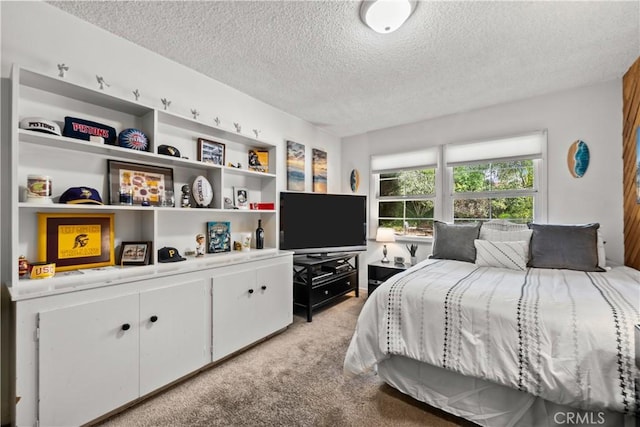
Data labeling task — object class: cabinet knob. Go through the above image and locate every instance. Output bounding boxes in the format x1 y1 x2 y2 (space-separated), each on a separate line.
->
261 285 267 291
324 290 329 295
248 289 254 294
150 315 158 323
121 323 131 331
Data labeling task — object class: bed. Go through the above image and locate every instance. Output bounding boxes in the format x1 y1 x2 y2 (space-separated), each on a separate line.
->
344 221 639 426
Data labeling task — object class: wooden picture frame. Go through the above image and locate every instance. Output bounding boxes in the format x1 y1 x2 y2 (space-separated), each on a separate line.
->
107 159 174 207
38 213 115 272
198 138 225 165
234 186 249 209
119 241 152 266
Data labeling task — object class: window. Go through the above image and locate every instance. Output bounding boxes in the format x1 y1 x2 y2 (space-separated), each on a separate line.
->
370 131 547 240
378 169 436 236
452 160 534 223
445 131 546 225
371 148 438 238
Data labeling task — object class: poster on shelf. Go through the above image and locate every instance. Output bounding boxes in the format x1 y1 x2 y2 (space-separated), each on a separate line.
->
207 221 231 253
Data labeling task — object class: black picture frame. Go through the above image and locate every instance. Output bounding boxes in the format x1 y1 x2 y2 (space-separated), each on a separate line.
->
119 241 152 265
198 138 225 165
107 159 174 206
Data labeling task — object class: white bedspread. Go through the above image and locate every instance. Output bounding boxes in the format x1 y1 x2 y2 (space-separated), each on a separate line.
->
344 259 640 415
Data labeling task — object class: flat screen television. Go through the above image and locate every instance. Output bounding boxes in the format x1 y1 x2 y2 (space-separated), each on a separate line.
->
279 192 367 256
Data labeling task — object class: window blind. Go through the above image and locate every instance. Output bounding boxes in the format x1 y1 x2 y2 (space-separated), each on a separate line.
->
445 130 546 166
371 147 438 173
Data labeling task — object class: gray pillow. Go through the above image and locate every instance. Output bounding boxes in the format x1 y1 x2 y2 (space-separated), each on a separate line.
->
431 221 481 263
528 223 603 272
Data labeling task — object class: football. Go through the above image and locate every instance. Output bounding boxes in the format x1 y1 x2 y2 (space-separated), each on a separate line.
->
192 175 213 207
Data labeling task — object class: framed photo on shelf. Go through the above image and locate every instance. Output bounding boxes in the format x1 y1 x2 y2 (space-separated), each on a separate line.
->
107 159 174 207
248 149 269 173
119 241 152 266
207 221 231 253
37 213 115 272
234 187 249 209
198 138 225 165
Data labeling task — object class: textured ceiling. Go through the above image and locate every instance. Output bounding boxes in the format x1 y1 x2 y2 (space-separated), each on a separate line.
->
48 1 639 138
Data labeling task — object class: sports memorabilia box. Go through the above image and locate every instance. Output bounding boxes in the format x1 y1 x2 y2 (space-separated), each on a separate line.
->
207 221 231 253
38 213 114 272
63 116 117 144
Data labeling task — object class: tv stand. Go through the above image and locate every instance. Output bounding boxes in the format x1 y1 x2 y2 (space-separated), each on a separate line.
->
293 253 359 322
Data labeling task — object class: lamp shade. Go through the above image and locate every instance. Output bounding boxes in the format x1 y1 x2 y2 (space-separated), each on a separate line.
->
360 0 417 34
376 227 396 243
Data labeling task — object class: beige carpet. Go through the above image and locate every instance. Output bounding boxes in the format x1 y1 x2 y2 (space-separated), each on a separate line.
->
94 293 472 427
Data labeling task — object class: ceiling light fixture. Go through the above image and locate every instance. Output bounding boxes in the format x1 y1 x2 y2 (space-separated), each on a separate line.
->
360 0 417 34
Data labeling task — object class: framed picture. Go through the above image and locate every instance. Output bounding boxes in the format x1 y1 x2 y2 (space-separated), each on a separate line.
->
107 159 174 207
207 221 231 253
286 140 305 191
312 148 327 193
38 213 115 272
234 186 249 209
198 138 225 165
248 149 269 173
119 241 152 266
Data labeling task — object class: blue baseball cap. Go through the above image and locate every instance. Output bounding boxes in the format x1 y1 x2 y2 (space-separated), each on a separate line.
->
59 187 103 205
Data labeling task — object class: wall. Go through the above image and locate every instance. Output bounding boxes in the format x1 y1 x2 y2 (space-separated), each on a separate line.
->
622 57 640 269
343 80 626 268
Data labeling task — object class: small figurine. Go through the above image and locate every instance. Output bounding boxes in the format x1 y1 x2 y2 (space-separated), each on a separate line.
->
133 89 140 101
96 75 110 90
233 241 242 251
195 234 206 257
234 122 241 133
191 109 200 120
253 129 261 138
227 162 241 168
18 256 29 277
181 184 191 208
57 63 69 78
214 117 221 126
161 98 171 110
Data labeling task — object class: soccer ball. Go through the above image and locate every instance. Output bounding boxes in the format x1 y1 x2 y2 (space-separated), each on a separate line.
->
192 175 213 207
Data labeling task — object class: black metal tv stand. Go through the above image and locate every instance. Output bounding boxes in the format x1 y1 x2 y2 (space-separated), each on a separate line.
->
293 252 359 322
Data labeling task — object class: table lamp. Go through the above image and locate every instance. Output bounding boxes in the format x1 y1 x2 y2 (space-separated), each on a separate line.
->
376 227 396 263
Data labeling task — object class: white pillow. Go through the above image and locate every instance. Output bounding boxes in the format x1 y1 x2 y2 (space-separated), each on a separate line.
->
481 219 529 232
479 228 533 259
474 240 528 271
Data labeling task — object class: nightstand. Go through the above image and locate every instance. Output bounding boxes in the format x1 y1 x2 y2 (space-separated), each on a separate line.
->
368 261 409 296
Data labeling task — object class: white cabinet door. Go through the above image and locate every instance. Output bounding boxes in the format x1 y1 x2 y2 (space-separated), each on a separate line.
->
139 278 209 395
212 259 293 361
255 262 293 338
211 268 258 360
38 294 139 427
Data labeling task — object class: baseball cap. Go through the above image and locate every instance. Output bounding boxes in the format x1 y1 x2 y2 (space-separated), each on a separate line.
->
19 117 62 136
158 247 186 262
158 145 181 157
59 187 103 205
63 117 117 145
118 128 149 151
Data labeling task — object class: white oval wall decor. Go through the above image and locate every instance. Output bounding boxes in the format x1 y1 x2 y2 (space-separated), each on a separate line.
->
192 175 213 207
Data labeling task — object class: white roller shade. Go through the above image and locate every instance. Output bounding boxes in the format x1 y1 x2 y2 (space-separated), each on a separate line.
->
446 130 546 166
371 147 438 173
